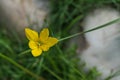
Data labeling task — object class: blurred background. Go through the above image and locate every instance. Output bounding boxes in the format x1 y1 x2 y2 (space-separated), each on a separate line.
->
0 0 120 80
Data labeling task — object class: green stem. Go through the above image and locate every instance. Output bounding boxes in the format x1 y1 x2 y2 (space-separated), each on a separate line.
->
18 49 31 56
0 53 45 80
43 65 63 80
63 15 83 33
0 40 14 55
37 56 44 74
59 18 120 41
105 70 120 80
55 45 86 80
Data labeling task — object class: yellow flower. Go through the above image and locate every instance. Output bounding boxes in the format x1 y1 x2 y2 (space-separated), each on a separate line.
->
25 28 58 57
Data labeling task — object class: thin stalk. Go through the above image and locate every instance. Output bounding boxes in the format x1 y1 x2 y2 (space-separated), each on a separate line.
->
59 18 120 41
105 70 120 80
43 65 63 80
18 49 31 56
0 40 14 55
55 45 86 80
36 56 44 74
63 15 83 33
0 53 45 80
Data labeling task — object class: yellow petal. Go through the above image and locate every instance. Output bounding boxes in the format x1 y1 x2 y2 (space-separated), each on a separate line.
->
29 41 38 49
47 37 58 47
31 48 42 57
40 28 49 43
40 45 49 51
25 28 38 41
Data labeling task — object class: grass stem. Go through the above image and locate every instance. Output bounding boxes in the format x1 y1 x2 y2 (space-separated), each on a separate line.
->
0 53 45 80
59 18 120 41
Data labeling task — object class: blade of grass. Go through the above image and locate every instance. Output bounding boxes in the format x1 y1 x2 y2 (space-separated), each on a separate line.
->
36 56 44 74
105 70 120 80
18 49 31 56
55 45 86 80
0 40 14 54
59 17 120 41
0 53 45 80
63 15 84 33
45 53 61 72
42 65 63 80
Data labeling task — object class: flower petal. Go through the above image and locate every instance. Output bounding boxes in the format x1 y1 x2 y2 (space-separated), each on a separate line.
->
29 41 38 49
25 28 38 41
40 45 49 51
31 48 42 57
40 28 49 43
47 37 58 47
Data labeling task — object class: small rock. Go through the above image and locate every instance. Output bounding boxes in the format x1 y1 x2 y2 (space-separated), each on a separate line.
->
0 0 49 37
81 7 120 80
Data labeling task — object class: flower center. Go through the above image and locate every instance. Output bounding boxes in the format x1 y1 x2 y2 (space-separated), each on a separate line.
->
37 40 44 47
37 42 41 46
